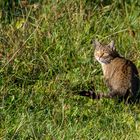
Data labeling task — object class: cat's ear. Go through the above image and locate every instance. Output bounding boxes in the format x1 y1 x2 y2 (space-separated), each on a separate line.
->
93 39 101 48
108 40 115 50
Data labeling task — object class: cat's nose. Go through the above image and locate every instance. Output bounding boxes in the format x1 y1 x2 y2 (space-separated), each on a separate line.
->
99 57 101 61
97 56 101 61
99 54 103 60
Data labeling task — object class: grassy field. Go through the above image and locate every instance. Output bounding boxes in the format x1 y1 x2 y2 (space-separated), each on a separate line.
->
0 0 140 139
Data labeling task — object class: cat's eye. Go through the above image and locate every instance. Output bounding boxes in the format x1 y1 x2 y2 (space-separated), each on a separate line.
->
95 51 108 57
103 52 109 56
95 51 100 55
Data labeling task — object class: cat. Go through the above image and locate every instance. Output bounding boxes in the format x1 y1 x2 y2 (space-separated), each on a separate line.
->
79 40 140 103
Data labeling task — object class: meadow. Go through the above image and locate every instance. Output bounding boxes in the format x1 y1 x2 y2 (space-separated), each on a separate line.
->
0 0 140 139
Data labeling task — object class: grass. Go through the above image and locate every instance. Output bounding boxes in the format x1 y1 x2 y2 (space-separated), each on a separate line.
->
0 0 140 139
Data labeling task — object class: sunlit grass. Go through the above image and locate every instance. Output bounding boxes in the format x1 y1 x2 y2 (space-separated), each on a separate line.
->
0 0 140 139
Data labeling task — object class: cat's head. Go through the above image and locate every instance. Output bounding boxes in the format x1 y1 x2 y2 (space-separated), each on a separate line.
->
93 40 119 64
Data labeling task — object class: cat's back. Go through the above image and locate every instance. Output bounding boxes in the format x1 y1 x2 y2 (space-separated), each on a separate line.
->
103 56 139 94
110 57 138 75
103 56 138 81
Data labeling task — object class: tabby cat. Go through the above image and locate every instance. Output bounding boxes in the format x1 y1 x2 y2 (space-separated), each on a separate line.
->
80 40 140 103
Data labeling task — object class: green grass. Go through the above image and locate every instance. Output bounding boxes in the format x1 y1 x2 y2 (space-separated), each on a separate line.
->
0 0 140 139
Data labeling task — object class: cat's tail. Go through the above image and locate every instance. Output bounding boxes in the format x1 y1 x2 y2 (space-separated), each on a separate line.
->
78 90 114 99
78 90 140 104
79 90 101 99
